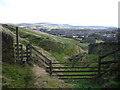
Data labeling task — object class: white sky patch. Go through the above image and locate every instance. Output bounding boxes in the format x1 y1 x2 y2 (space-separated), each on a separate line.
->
0 0 119 27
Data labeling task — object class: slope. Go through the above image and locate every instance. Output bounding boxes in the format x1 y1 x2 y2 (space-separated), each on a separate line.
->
2 24 87 62
1 24 73 88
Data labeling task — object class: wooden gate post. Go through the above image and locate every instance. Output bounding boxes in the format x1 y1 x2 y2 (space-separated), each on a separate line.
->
98 57 101 75
16 27 19 61
26 43 29 62
29 42 32 59
26 42 32 62
50 60 52 76
19 44 23 61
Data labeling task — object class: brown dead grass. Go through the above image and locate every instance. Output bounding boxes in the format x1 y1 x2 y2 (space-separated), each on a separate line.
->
32 64 72 88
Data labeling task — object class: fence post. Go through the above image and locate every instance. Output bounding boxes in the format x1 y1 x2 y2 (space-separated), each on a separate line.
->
16 27 19 62
49 60 52 76
98 57 101 75
19 44 23 61
29 42 32 59
26 43 29 62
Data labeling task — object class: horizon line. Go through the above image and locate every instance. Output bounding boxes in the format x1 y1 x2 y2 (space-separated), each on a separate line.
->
1 22 118 28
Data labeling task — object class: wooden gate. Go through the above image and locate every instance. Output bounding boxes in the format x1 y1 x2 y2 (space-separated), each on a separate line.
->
29 45 120 80
14 41 120 79
15 43 31 63
15 44 23 62
14 43 120 80
28 45 107 79
46 62 109 79
14 27 120 80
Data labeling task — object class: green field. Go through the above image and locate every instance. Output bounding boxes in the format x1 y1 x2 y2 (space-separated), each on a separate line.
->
96 40 104 43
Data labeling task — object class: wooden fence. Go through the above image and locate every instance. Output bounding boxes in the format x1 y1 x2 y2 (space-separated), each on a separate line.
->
46 62 110 79
15 44 23 62
15 42 120 79
98 49 120 75
15 43 32 63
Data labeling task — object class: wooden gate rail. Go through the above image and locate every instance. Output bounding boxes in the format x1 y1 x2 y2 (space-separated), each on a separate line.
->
98 49 120 75
58 78 94 79
51 70 109 73
30 56 46 69
52 74 97 77
52 62 71 64
52 61 97 64
101 60 120 64
31 51 50 66
46 66 98 69
31 46 51 63
27 45 52 69
99 49 120 59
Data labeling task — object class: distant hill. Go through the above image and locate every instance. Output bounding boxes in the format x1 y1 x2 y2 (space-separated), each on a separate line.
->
12 22 117 30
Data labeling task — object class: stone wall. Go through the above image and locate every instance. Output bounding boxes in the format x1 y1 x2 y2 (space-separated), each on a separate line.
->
88 42 120 55
2 31 14 63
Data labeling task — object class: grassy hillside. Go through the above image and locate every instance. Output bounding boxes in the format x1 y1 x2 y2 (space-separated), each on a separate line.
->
2 62 72 88
2 63 35 88
1 24 73 88
2 24 87 62
1 24 120 88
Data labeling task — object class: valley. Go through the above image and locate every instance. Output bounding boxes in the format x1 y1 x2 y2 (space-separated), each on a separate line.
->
14 23 118 44
1 23 120 88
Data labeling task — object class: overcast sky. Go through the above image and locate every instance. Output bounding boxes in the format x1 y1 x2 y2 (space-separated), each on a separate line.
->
0 0 119 27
